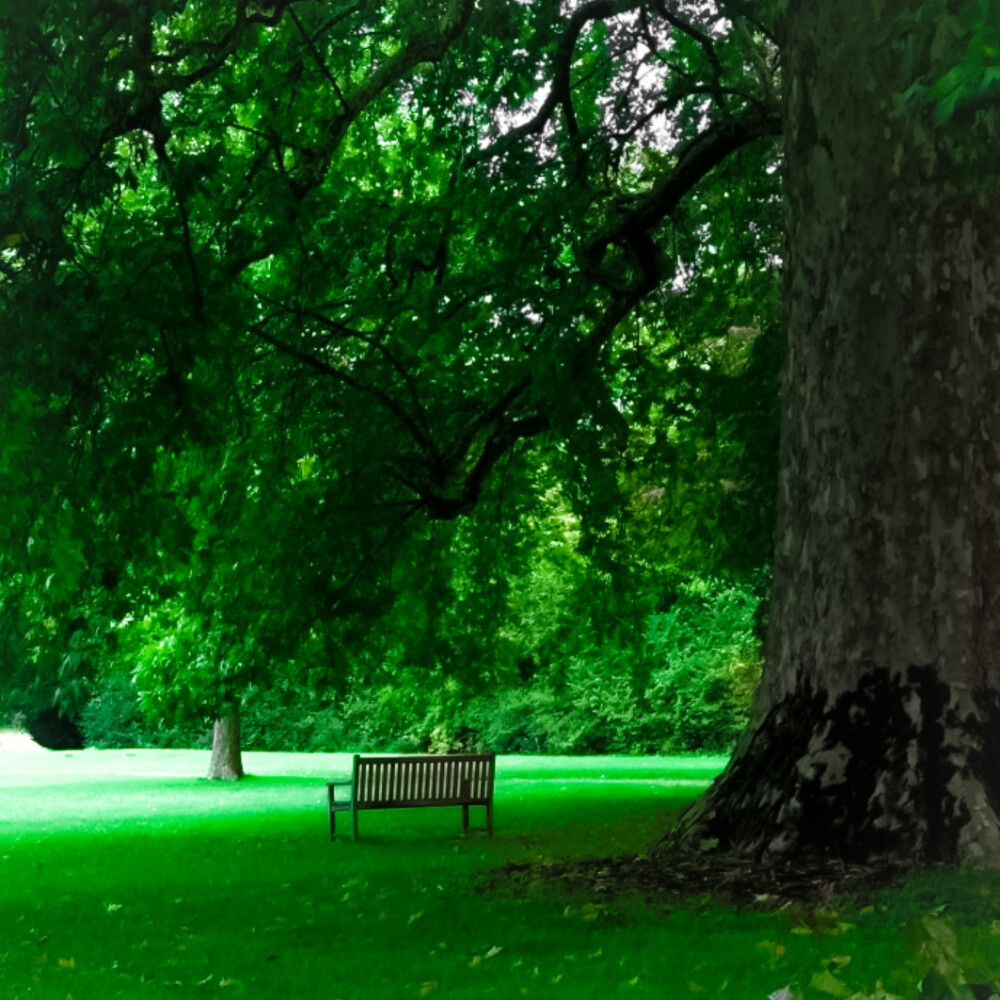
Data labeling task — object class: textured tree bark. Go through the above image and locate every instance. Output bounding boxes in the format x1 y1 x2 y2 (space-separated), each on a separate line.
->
661 0 1000 866
206 703 244 781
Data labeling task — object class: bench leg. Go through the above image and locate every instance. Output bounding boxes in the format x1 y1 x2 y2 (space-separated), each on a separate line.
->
486 802 494 838
462 804 470 836
351 806 359 842
329 785 337 841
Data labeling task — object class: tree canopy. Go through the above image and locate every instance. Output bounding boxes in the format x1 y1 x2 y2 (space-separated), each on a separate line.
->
1 0 782 737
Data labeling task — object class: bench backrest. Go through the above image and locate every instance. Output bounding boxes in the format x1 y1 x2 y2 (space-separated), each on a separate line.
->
353 753 495 809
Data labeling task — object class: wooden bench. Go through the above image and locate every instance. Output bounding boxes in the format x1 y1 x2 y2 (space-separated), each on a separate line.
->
328 753 495 841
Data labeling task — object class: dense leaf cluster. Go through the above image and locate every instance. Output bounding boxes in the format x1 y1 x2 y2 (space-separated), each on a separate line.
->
1 0 782 739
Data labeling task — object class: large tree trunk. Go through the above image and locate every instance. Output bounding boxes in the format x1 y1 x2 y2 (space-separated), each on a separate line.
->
206 703 244 781
662 1 1000 866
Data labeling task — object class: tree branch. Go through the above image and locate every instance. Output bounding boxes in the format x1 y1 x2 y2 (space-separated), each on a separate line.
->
470 0 643 166
248 322 441 467
293 0 477 191
288 5 350 112
583 102 782 294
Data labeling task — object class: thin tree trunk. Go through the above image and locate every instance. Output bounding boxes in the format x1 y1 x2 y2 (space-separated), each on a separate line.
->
662 0 1000 866
206 702 244 781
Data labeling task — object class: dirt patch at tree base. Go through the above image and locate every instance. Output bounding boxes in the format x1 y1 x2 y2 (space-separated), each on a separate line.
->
477 851 907 909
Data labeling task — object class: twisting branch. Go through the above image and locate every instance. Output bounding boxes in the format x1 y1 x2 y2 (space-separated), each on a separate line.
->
295 305 439 462
471 0 644 165
292 0 477 192
248 320 442 469
653 0 727 108
288 5 350 112
582 102 782 295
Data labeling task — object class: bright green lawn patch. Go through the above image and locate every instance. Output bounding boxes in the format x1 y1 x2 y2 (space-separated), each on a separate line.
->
0 748 998 999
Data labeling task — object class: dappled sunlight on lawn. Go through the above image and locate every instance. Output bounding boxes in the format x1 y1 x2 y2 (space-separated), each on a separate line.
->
0 747 725 836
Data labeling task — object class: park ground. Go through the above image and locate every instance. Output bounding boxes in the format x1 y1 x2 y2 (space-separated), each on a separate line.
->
0 739 998 999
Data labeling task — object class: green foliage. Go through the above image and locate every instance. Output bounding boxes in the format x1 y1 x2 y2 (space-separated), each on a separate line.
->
80 675 147 749
2 0 783 738
82 559 763 754
0 596 31 724
893 1 1000 192
238 685 320 753
79 673 210 749
898 1 1000 124
644 575 764 750
464 689 557 754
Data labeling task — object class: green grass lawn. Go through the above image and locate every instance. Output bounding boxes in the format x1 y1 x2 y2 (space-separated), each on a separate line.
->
1 745 998 999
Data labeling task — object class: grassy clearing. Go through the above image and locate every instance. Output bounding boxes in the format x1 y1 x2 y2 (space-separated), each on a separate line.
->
0 746 998 999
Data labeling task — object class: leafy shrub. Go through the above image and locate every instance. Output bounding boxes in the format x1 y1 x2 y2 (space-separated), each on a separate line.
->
545 650 649 753
643 576 762 751
81 675 209 749
463 689 557 753
306 707 355 753
78 574 762 755
80 675 149 748
239 684 319 752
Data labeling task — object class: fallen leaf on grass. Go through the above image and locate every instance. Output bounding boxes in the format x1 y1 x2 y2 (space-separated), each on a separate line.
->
562 903 606 922
810 969 851 997
419 981 439 996
756 940 787 968
828 922 855 936
919 916 967 990
58 957 75 969
846 981 905 1000
921 916 959 960
918 969 1000 1000
768 989 803 1000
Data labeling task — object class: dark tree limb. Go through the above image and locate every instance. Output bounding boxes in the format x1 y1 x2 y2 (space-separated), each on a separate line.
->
471 0 644 166
248 322 441 468
583 102 781 294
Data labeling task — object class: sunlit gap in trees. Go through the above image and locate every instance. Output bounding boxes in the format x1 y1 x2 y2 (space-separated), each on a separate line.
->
451 0 734 169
